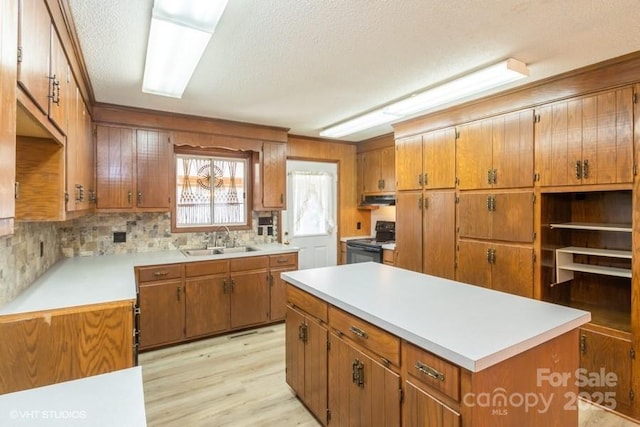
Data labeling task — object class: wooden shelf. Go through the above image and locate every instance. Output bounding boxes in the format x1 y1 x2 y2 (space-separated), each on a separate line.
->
549 222 631 232
567 301 631 334
554 246 632 285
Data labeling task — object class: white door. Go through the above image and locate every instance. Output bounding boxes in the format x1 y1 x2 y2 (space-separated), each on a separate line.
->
283 160 338 270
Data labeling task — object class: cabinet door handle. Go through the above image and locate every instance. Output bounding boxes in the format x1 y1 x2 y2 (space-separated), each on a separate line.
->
223 279 228 294
231 279 235 292
487 169 493 185
492 169 497 184
137 192 143 204
423 196 429 210
487 249 492 264
575 160 582 179
280 193 284 204
418 196 423 210
418 173 424 186
153 271 169 277
349 326 368 339
127 191 132 204
580 334 586 354
415 361 445 382
298 323 308 343
582 160 589 179
276 258 288 264
176 286 181 301
352 358 364 387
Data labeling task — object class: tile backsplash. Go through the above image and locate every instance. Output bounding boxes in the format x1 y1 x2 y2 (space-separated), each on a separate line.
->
0 222 61 306
0 211 278 307
58 212 278 257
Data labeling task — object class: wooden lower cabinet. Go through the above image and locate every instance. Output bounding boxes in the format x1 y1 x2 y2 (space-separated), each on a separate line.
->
404 381 460 427
0 301 134 394
328 333 401 426
138 253 297 350
139 278 185 348
579 328 634 415
286 302 328 425
185 261 230 337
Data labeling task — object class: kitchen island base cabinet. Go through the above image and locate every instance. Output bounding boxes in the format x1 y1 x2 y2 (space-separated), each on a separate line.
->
285 287 328 426
0 301 134 394
404 381 460 427
328 333 401 426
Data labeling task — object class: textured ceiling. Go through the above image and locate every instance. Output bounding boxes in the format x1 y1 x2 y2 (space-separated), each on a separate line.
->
67 0 640 141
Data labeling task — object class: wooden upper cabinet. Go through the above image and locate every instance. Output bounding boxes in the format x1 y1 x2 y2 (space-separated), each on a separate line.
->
457 119 493 190
423 127 456 190
48 27 68 134
66 74 93 213
362 146 395 194
136 129 171 209
395 134 423 191
0 0 17 236
457 110 534 190
255 141 286 210
536 87 633 187
96 125 172 211
17 0 51 115
458 191 534 243
96 125 135 209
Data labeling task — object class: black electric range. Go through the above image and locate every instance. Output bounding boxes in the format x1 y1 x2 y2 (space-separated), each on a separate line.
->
346 221 395 263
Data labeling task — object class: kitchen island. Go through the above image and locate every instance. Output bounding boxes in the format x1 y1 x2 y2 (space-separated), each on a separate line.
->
283 262 591 426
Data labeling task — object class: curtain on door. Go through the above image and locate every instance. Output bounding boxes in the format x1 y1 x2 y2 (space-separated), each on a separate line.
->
290 171 335 237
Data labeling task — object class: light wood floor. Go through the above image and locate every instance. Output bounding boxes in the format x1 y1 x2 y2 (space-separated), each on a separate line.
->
140 324 639 427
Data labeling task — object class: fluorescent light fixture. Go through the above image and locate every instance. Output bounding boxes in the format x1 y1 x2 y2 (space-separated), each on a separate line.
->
320 58 529 138
319 110 402 138
142 0 228 98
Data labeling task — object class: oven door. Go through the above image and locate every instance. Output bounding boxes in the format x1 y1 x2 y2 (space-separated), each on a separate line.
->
346 244 382 264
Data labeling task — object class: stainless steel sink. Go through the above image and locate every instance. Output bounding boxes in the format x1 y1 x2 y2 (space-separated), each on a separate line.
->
181 246 260 256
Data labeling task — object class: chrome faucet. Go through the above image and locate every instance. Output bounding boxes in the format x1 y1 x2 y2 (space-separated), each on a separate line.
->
212 225 231 248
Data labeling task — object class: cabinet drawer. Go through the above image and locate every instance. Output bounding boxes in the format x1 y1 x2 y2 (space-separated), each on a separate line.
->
229 255 269 272
329 306 400 366
286 285 328 323
185 260 228 277
137 264 183 283
269 253 298 268
403 341 460 401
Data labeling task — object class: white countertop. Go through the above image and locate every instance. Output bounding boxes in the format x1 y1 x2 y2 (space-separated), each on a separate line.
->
0 367 146 426
282 262 590 372
0 244 298 316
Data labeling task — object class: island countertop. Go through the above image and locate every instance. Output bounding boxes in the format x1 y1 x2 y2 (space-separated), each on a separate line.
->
0 367 146 426
282 262 590 372
0 244 298 317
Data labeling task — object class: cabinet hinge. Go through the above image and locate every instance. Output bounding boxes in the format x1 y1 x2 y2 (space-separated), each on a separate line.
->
399 388 404 404
533 232 537 241
327 339 331 351
326 409 332 424
454 128 460 140
631 348 636 360
455 196 460 204
634 93 638 104
634 164 638 176
14 182 19 199
17 46 22 63
534 113 541 123
630 390 635 401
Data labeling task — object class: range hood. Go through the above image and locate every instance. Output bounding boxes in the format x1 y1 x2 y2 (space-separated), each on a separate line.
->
360 194 396 206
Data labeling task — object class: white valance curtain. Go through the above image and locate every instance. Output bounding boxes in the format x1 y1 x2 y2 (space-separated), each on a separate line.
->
290 171 335 237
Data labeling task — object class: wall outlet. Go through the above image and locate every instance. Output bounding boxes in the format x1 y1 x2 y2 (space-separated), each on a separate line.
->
113 232 126 243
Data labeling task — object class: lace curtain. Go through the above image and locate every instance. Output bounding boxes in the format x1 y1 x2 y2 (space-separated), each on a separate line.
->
176 155 245 227
291 171 335 237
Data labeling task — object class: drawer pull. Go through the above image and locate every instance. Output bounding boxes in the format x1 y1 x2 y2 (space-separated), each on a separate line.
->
153 271 169 277
349 326 368 339
415 361 445 382
276 258 288 264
